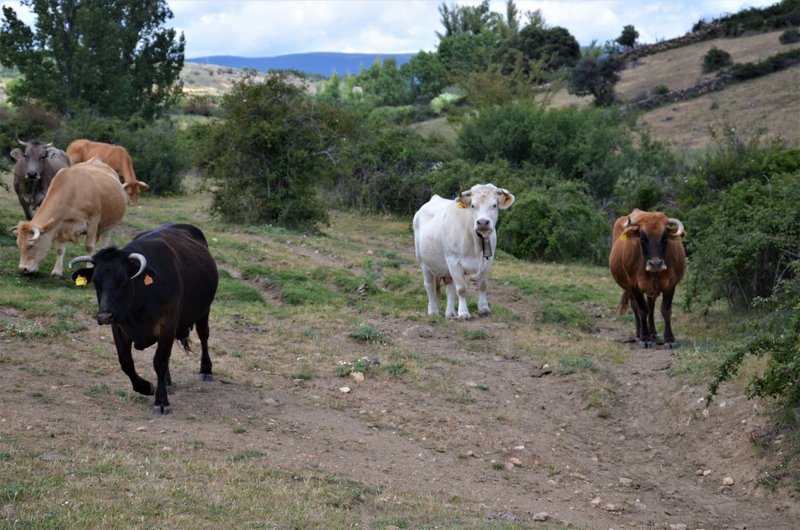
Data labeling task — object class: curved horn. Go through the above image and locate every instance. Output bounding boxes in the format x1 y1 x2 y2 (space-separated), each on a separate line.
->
30 226 41 241
667 218 685 238
68 255 95 269
17 138 27 146
46 142 53 148
623 216 637 228
128 253 147 279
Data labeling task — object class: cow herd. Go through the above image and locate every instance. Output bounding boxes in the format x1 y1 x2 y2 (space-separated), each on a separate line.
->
5 141 686 415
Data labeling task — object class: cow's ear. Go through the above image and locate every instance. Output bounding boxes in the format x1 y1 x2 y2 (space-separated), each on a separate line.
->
46 148 61 160
71 268 94 285
619 225 639 241
40 218 55 233
456 191 472 208
10 148 23 161
497 189 515 209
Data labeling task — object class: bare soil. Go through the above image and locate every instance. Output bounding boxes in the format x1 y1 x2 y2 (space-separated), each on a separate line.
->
2 216 799 530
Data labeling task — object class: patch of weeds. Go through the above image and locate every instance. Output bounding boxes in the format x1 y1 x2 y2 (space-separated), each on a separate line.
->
302 329 317 340
224 450 264 462
541 303 593 330
87 384 111 396
29 390 54 403
1 320 49 339
386 363 407 377
216 274 265 305
383 272 413 292
291 366 317 380
49 319 87 335
462 329 489 340
584 387 613 418
348 324 385 343
447 388 475 405
230 350 243 358
491 462 505 470
0 452 11 461
559 355 599 375
233 425 247 434
379 251 407 268
335 357 380 377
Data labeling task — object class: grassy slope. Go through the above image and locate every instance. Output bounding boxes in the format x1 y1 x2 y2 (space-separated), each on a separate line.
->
0 172 755 528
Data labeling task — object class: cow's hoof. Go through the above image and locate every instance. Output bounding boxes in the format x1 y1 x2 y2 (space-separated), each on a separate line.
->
477 308 492 317
135 381 155 395
457 313 472 321
51 272 63 279
199 373 213 382
637 340 655 349
153 404 172 415
664 342 680 350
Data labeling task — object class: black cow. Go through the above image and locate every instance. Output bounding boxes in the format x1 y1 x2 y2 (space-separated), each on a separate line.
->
70 223 218 414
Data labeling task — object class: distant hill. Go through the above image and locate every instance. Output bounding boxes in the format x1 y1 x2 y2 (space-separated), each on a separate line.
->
186 52 416 77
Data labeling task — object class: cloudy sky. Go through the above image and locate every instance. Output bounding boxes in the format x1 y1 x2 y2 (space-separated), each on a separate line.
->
2 0 778 58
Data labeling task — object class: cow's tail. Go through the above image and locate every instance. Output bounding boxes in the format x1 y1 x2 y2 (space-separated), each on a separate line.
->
617 292 630 315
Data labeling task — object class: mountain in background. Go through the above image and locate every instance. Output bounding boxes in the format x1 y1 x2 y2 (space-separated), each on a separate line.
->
186 52 416 77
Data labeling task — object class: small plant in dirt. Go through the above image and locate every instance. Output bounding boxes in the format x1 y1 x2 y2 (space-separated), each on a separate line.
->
652 84 669 95
292 367 317 381
348 325 385 343
462 329 489 340
335 357 380 377
559 355 599 375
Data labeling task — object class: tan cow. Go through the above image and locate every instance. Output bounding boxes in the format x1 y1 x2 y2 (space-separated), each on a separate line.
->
13 159 127 277
66 139 149 206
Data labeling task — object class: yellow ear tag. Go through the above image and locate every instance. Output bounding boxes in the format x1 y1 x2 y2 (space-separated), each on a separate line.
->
620 233 628 241
75 275 87 286
144 275 154 286
457 202 465 209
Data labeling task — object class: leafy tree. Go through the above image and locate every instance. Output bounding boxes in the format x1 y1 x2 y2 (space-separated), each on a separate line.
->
511 24 581 71
436 1 498 39
0 0 184 119
352 58 412 106
400 51 448 100
567 54 624 106
616 24 639 49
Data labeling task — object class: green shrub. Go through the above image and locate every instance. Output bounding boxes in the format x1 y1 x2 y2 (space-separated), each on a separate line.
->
685 172 800 310
499 181 609 265
652 84 669 95
728 48 800 80
191 72 354 229
780 28 800 44
702 47 732 73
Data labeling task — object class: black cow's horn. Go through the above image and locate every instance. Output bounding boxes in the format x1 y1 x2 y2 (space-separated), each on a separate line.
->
17 138 26 146
69 255 94 268
667 218 685 238
128 253 147 279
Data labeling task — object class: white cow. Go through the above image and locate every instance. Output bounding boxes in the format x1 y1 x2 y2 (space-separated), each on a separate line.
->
413 183 515 319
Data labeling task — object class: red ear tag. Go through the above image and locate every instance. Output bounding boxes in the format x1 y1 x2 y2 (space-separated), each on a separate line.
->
144 275 154 286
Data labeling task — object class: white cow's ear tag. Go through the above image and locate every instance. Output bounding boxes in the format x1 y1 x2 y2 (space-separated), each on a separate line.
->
457 202 466 209
144 274 154 286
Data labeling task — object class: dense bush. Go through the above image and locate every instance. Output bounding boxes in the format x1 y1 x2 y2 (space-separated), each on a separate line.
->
685 171 800 310
499 181 609 265
780 27 800 43
458 101 679 201
728 48 800 80
53 113 189 195
708 264 800 408
0 104 64 164
331 119 451 215
702 47 732 73
191 72 355 229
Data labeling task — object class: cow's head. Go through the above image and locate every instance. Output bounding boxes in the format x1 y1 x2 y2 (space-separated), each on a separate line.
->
69 249 154 325
621 210 685 272
12 219 56 274
10 140 55 181
123 180 149 206
455 184 515 239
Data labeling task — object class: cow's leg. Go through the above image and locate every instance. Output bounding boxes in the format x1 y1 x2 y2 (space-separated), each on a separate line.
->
196 312 213 381
97 229 112 250
476 270 491 317
444 281 457 318
152 332 175 415
84 220 100 254
630 290 653 348
449 270 471 320
111 325 154 396
647 295 659 343
51 239 67 278
661 287 679 349
420 265 439 316
19 195 33 221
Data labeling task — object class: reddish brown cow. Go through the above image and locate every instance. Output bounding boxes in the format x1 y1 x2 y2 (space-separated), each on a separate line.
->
66 139 149 206
608 208 686 348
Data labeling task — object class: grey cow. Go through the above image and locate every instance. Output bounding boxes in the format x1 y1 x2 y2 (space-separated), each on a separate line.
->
10 140 70 220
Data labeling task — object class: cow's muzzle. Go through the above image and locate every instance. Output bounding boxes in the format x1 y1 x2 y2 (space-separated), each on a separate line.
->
25 172 41 180
96 312 114 325
645 258 667 272
19 265 38 275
